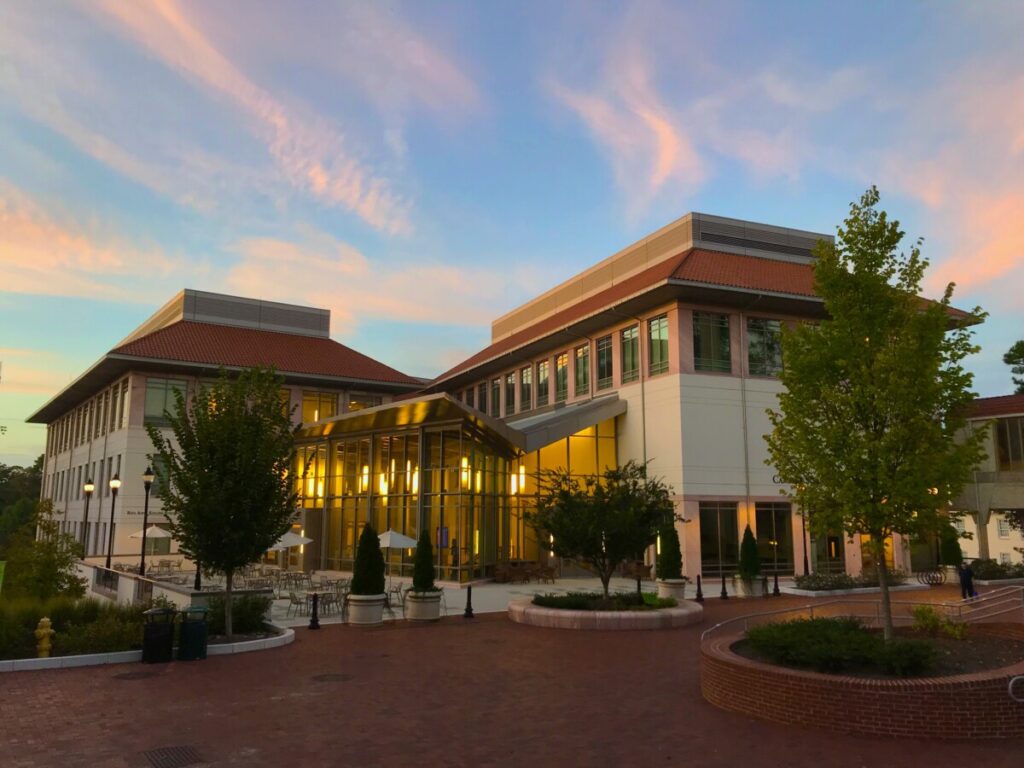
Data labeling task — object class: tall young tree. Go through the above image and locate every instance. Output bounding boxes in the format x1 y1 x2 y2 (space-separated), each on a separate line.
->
148 367 298 638
528 461 675 599
766 188 986 640
3 499 86 599
1004 340 1024 394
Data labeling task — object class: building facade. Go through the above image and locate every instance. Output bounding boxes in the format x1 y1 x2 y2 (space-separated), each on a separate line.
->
28 290 422 564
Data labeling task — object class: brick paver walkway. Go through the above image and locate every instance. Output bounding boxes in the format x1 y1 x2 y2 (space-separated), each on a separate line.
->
3 587 1021 767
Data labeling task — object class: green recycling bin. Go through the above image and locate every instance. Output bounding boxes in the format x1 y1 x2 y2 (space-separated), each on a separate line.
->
142 607 176 663
178 606 208 661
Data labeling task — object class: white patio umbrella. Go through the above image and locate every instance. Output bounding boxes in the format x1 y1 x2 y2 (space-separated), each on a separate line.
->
130 525 173 539
269 531 314 550
378 529 417 589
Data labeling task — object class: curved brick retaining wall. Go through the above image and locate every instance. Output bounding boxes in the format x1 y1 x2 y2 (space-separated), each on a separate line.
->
700 624 1024 739
508 598 703 630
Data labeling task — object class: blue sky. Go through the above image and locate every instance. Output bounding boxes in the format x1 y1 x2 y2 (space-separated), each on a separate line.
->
2 1 1023 465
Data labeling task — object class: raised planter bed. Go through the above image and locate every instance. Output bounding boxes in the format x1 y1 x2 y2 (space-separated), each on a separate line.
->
974 577 1024 587
508 598 703 630
700 623 1024 739
779 583 923 597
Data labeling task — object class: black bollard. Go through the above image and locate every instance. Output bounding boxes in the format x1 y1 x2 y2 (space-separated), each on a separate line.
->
720 574 729 599
772 572 781 597
463 585 475 619
308 592 321 630
695 574 704 603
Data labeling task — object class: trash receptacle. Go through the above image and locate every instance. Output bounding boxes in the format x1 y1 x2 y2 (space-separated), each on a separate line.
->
142 607 176 663
178 606 208 661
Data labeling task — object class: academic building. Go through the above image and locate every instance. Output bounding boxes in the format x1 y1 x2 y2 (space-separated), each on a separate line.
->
31 212 997 583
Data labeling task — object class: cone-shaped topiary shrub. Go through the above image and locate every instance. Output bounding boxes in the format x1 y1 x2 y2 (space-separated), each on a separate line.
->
351 523 385 595
939 524 963 566
412 528 438 592
738 524 761 582
656 522 683 580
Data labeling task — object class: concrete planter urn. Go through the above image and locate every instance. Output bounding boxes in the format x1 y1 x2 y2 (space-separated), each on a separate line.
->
405 590 442 621
347 594 386 626
656 579 689 601
731 576 765 598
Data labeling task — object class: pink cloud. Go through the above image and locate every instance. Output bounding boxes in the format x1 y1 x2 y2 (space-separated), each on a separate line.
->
93 0 411 234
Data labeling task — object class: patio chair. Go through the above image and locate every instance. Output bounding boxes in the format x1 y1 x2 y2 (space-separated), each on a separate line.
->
287 591 308 617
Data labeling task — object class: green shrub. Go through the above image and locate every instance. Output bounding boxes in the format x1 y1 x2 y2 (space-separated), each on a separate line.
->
412 528 437 592
856 567 907 587
0 596 146 659
656 523 683 580
877 639 935 676
969 558 1024 580
351 523 385 595
911 604 943 636
737 525 760 581
56 613 143 656
793 572 857 591
532 591 676 611
205 594 271 635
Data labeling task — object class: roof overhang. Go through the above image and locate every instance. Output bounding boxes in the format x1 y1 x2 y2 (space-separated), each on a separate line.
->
506 394 626 453
26 354 421 424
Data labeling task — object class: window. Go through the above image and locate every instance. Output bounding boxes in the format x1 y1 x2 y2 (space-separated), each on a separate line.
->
536 361 549 407
748 317 783 376
555 353 568 402
574 345 590 397
477 382 488 415
648 315 669 376
145 537 171 556
954 518 966 533
700 501 739 577
520 367 532 412
348 393 383 412
119 380 128 428
694 312 731 373
152 456 170 498
1000 553 1012 565
490 379 501 417
109 384 120 432
997 518 1011 538
505 373 516 416
997 417 1024 471
302 391 337 422
465 387 475 409
596 336 613 390
621 326 639 383
144 378 187 427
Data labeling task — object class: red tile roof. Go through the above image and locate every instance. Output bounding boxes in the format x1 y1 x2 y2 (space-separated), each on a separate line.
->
112 321 419 385
671 248 818 296
971 394 1024 419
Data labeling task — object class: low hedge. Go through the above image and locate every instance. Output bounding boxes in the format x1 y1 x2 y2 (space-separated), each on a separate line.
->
204 595 272 636
793 568 907 591
745 617 934 677
0 596 145 660
969 558 1024 580
532 591 677 611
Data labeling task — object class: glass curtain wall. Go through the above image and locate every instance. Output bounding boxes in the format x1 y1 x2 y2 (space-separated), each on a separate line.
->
754 502 794 575
699 501 739 576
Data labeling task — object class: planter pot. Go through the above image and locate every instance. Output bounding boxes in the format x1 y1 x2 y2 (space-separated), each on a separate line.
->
731 576 764 598
347 594 386 626
405 591 443 621
656 579 688 602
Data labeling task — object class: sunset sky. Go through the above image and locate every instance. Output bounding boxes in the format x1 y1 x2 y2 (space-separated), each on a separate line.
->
2 1 1023 465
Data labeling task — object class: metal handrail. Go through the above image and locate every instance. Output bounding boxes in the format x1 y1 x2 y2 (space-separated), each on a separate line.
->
1011 676 1024 703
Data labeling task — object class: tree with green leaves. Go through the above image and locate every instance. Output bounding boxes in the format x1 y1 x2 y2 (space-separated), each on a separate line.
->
528 461 675 599
3 499 86 600
147 367 298 638
737 525 761 583
1004 340 1024 394
766 187 987 640
412 527 437 592
656 521 683 581
351 523 385 595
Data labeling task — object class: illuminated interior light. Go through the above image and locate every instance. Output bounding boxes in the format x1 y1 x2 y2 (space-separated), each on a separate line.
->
474 530 479 555
475 470 481 493
519 465 526 494
361 465 369 493
510 473 518 495
656 534 661 555
461 457 469 489
412 467 419 494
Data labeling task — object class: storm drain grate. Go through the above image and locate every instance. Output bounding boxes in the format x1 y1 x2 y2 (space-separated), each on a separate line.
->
311 673 354 683
144 745 203 768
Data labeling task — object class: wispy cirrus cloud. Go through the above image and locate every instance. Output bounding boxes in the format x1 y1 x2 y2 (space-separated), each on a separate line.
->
91 0 412 234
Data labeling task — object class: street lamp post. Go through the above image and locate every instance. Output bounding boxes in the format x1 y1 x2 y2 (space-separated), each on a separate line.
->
81 479 94 555
105 474 121 570
139 466 155 577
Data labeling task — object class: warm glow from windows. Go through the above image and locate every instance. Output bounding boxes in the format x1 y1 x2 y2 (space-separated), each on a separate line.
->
361 465 369 493
461 457 469 489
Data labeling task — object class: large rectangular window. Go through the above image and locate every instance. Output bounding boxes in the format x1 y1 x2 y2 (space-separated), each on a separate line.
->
144 378 187 427
477 382 488 415
302 391 337 423
536 361 550 407
465 387 475 409
490 379 501 417
694 312 731 373
700 501 739 577
747 317 783 376
596 336 613 390
648 314 669 376
348 393 382 412
520 367 532 412
621 326 639 383
755 502 794 575
997 417 1024 471
555 353 569 402
505 373 516 416
574 345 590 397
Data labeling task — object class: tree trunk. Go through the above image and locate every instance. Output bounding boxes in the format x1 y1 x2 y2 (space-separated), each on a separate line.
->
194 561 202 591
600 571 611 599
224 568 234 641
636 575 642 598
873 537 894 641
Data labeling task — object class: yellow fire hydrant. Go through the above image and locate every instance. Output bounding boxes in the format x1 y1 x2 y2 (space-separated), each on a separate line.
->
35 617 55 658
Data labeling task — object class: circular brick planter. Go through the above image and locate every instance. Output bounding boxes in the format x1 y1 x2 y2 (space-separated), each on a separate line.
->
508 598 703 630
700 624 1024 739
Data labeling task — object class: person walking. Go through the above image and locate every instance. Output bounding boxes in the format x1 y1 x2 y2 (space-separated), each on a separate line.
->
958 561 976 600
